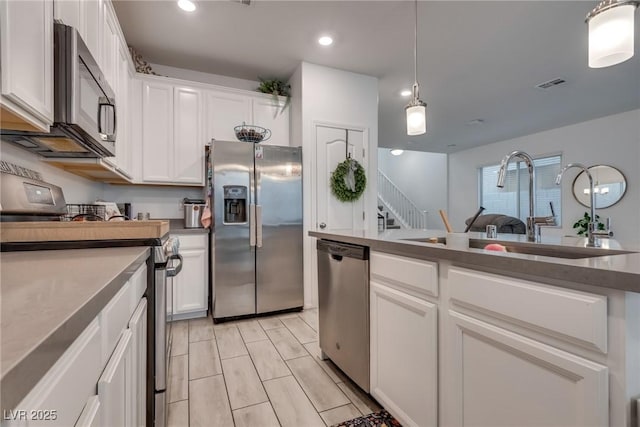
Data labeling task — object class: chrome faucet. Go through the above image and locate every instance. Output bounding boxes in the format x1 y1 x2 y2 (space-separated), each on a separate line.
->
555 163 601 247
496 150 537 241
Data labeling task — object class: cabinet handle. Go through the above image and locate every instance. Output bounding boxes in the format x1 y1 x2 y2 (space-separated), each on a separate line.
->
256 205 263 248
249 204 256 247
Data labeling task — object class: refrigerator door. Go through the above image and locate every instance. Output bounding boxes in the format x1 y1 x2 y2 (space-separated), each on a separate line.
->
212 140 256 319
255 145 304 313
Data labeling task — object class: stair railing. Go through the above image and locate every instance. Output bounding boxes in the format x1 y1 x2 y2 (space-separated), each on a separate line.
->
377 170 428 229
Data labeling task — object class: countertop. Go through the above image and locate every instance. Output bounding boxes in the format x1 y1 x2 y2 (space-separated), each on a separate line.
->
0 246 150 412
309 229 640 293
168 218 210 235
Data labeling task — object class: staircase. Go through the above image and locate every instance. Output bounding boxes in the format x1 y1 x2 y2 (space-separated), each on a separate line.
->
378 205 401 229
377 170 428 229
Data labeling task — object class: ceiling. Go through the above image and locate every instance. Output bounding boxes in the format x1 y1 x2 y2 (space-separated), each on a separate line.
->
113 1 640 153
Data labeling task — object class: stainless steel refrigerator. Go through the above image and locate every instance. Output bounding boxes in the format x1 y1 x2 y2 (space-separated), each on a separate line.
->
209 140 303 321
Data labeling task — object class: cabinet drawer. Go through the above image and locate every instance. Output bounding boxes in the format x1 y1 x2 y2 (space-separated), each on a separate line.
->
448 267 607 353
173 234 207 249
371 252 438 298
130 264 147 303
13 319 102 427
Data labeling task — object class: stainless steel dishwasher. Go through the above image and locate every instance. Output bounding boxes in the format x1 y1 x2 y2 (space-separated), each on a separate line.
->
317 239 370 392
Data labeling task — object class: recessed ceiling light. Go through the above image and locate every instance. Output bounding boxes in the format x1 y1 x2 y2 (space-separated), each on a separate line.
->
178 0 196 12
390 149 404 156
318 36 333 46
400 90 412 97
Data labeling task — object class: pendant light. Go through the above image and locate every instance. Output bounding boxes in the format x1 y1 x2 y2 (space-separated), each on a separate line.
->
406 0 427 136
586 0 639 68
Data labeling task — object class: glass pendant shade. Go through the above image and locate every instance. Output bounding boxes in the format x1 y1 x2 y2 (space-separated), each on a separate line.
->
406 104 426 136
588 3 636 68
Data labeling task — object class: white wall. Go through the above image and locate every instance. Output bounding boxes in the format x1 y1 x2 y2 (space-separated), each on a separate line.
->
291 61 378 308
150 63 259 92
0 141 104 204
378 149 448 230
448 109 640 244
102 185 203 219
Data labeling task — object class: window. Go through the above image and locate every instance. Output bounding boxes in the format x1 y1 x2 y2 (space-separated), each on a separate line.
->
479 154 561 225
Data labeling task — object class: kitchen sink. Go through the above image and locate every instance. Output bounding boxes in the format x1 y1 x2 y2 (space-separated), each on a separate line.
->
401 237 636 259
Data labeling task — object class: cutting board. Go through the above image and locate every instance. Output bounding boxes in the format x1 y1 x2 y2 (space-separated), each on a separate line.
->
0 220 170 243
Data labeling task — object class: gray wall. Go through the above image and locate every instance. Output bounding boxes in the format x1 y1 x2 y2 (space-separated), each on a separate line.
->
448 109 640 244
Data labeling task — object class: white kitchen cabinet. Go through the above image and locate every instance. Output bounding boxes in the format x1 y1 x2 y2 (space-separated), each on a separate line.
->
101 1 119 91
171 234 208 319
141 80 174 182
81 0 103 68
252 97 290 146
174 86 204 184
140 78 205 185
98 329 133 427
128 299 147 427
205 90 252 142
369 252 438 427
0 0 53 132
446 310 608 426
75 395 101 427
54 0 83 33
204 89 290 146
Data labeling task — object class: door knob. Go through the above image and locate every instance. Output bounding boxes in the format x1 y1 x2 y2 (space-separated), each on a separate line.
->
319 222 326 229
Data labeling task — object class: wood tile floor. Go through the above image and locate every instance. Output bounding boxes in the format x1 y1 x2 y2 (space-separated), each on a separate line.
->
167 309 381 427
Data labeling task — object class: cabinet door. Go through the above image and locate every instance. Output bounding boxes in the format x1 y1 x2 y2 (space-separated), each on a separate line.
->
75 395 101 427
370 282 438 427
252 97 290 146
446 310 608 427
173 86 204 184
54 0 83 32
173 247 208 317
101 1 118 92
0 0 53 130
98 329 133 427
142 81 174 182
106 43 132 175
81 0 103 67
204 90 251 142
128 299 147 427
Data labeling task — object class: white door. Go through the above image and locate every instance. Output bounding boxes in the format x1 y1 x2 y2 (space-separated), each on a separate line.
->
128 299 147 427
315 125 366 231
98 329 133 427
446 310 609 426
142 80 173 182
204 90 251 142
173 86 204 184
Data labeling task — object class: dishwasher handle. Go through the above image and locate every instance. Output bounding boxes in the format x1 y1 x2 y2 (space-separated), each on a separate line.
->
316 240 368 260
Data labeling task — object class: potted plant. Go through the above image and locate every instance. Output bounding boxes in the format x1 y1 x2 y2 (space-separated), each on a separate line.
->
257 78 291 116
573 212 605 236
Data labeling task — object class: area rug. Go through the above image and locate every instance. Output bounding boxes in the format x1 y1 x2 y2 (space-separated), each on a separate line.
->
332 409 402 427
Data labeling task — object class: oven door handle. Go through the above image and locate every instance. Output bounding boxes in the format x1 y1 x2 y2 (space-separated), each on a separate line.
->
166 254 183 277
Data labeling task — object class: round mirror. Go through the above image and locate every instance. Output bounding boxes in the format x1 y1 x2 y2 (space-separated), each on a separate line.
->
572 165 627 209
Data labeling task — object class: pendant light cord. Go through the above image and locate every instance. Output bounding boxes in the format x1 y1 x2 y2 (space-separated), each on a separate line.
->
413 0 420 99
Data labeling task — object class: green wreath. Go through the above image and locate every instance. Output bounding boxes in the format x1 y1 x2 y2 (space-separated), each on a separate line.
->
330 158 367 202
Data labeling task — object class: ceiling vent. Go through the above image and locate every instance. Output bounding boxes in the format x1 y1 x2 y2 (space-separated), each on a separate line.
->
535 78 566 90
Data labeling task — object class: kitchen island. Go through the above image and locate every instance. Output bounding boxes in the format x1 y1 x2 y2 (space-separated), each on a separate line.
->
310 229 640 427
0 246 149 424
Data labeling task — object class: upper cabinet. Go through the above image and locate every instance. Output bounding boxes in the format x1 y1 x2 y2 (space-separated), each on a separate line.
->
204 88 290 147
0 0 54 131
81 0 104 67
101 1 119 91
140 78 205 186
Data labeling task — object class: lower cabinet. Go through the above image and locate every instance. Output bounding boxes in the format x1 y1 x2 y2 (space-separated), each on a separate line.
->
5 264 148 427
370 282 438 427
446 310 609 426
172 234 208 319
369 251 438 427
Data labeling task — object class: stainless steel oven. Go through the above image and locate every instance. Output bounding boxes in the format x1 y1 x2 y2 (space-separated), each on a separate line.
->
152 239 182 427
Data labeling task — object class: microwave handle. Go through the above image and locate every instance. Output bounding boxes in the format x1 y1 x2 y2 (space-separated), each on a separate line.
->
98 97 117 142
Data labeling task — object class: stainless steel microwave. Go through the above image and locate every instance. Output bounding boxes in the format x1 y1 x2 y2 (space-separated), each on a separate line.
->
2 23 116 158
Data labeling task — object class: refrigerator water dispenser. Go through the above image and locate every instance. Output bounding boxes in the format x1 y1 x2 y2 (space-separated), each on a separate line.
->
223 185 247 224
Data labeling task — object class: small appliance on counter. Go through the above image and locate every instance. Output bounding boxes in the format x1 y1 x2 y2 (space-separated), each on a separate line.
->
183 198 206 228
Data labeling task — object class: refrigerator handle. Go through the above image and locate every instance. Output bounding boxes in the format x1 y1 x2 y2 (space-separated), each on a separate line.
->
249 204 256 247
256 205 263 248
